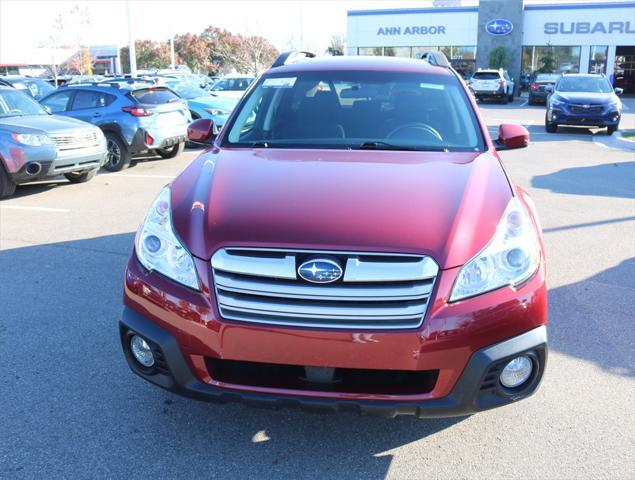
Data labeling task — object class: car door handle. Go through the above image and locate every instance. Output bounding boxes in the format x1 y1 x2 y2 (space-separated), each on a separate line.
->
93 112 102 117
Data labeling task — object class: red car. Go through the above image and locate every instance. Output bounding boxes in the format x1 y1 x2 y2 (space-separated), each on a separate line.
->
120 51 547 418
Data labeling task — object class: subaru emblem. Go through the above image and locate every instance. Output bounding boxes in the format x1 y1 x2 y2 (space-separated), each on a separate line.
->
485 19 514 36
298 258 343 284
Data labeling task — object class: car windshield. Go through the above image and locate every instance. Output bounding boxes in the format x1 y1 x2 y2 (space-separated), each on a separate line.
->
557 76 613 93
212 78 253 91
535 74 559 83
0 89 48 117
167 82 209 99
11 79 56 99
223 70 483 151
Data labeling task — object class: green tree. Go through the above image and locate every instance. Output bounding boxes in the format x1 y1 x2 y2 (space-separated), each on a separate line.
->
326 35 345 56
488 46 509 69
538 48 556 73
120 40 172 73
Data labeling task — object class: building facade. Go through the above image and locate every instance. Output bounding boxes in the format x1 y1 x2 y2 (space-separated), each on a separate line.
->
346 0 635 93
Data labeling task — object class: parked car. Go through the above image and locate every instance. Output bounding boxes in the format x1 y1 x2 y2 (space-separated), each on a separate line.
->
469 69 515 103
119 51 548 418
0 76 56 100
528 73 560 105
0 86 106 197
207 75 254 99
40 82 190 171
163 79 237 131
545 73 623 134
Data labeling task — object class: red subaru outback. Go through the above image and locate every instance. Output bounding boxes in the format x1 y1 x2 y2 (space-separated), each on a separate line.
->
120 52 547 418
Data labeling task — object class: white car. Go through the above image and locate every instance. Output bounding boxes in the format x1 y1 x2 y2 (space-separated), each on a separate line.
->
208 75 255 99
469 69 515 103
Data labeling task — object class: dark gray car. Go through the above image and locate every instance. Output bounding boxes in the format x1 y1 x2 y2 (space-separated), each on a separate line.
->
0 87 107 197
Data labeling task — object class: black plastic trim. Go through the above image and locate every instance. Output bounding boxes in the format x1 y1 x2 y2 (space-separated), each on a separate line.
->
120 307 547 418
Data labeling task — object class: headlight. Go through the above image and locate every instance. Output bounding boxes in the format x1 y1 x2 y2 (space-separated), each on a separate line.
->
608 100 621 111
135 186 199 290
550 97 565 108
450 197 541 302
204 108 230 116
11 133 53 146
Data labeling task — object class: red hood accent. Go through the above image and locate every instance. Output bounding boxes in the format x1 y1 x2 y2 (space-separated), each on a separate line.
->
170 148 512 269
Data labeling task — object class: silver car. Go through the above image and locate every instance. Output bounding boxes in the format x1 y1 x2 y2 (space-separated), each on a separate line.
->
0 86 107 197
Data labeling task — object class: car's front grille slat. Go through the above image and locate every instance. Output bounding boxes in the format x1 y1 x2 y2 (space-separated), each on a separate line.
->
211 248 438 330
568 104 604 114
51 130 100 151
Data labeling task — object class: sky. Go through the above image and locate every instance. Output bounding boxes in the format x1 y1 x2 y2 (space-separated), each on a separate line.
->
0 0 434 62
0 0 615 63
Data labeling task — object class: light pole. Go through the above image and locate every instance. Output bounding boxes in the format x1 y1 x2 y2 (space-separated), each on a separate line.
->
126 0 137 76
170 37 175 70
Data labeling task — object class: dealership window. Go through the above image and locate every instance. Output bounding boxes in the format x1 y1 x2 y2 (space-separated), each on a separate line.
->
384 47 411 57
589 46 608 74
358 47 383 56
522 46 581 77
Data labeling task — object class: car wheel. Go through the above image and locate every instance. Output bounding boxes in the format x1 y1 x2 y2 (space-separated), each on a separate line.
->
527 97 534 105
607 125 618 135
156 141 185 159
545 114 558 133
103 133 130 172
508 92 514 102
64 168 98 183
0 161 17 198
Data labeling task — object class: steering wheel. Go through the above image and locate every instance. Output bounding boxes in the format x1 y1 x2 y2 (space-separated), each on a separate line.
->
386 122 443 142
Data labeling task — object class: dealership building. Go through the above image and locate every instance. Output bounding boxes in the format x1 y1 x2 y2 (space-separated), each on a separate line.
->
346 0 635 93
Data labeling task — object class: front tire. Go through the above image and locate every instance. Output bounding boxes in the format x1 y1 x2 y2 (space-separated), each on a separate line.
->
0 161 17 198
156 141 185 159
545 114 558 133
64 168 98 183
607 125 618 135
103 133 130 172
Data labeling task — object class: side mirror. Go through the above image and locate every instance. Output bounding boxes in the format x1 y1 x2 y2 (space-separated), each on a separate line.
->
187 118 215 144
495 124 529 150
614 87 624 95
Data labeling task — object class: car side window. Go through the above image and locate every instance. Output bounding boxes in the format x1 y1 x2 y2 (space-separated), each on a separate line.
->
71 90 114 110
41 91 74 113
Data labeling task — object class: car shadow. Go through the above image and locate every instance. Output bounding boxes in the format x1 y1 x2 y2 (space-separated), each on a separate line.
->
0 233 465 478
548 258 635 378
531 161 635 199
5 180 69 199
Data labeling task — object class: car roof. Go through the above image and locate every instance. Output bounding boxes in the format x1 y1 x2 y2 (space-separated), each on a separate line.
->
267 55 452 76
561 73 604 78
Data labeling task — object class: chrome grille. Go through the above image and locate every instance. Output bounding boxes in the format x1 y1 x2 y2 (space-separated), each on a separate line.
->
569 104 604 114
50 130 100 151
211 248 439 330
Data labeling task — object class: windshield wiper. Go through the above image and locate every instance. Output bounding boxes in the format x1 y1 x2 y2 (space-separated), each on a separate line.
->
359 141 447 152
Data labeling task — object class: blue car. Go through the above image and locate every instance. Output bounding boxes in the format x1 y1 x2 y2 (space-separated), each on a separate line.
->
546 74 623 135
163 80 237 132
40 82 190 171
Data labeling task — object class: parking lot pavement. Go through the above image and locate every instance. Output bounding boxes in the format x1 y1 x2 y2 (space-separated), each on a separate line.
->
1 104 634 479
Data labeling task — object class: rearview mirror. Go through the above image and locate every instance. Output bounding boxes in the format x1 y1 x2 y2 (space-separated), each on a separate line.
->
187 118 215 145
495 124 529 150
614 87 624 95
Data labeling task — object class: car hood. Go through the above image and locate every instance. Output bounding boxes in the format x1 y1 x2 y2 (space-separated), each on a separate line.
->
188 95 237 110
0 114 94 134
555 92 614 104
170 148 513 269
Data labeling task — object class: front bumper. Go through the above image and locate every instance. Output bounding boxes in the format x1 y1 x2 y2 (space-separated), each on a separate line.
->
9 143 107 183
120 307 547 417
548 108 621 127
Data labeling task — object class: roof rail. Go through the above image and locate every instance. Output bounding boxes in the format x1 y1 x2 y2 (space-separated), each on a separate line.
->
420 50 451 69
271 50 316 68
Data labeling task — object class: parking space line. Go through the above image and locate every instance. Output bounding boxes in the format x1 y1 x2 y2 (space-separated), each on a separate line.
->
1 205 70 213
97 173 176 179
519 99 528 107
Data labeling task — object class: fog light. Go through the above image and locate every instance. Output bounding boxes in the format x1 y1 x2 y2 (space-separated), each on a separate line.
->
500 355 532 388
130 335 155 367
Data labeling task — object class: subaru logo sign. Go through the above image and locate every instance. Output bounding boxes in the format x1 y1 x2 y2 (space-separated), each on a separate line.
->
298 258 343 284
486 19 513 36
